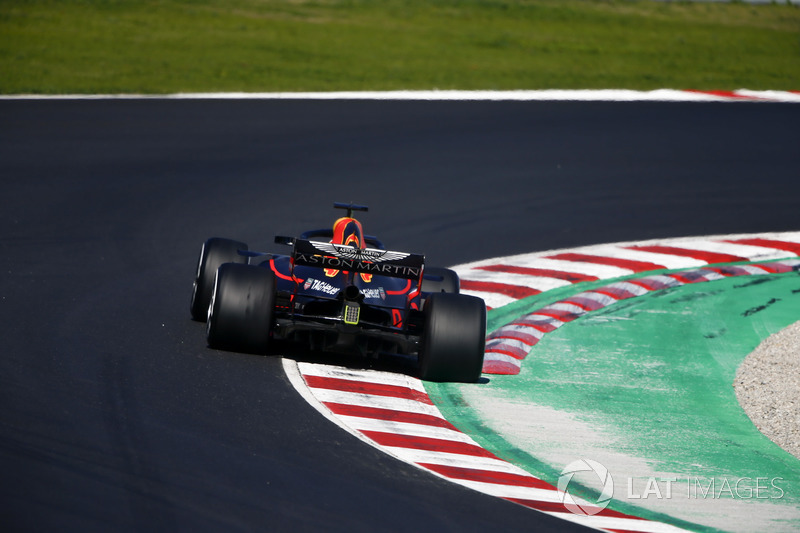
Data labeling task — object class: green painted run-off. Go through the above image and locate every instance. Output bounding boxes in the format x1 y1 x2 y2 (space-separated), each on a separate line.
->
427 267 800 532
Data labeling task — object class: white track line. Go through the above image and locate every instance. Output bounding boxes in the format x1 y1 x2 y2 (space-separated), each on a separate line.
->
3 89 800 102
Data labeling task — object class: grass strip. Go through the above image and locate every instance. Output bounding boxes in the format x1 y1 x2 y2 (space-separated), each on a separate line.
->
1 0 798 94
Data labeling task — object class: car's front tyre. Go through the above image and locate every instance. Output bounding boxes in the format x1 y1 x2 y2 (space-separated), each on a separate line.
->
421 267 460 294
190 237 248 321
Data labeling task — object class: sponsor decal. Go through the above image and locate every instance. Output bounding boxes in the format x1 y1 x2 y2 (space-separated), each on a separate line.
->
303 278 339 296
309 242 410 263
360 287 386 300
296 252 421 279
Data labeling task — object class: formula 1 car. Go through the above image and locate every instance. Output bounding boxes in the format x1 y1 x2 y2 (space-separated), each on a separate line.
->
190 203 486 382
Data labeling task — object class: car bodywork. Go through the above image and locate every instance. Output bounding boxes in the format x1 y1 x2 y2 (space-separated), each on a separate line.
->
258 231 427 358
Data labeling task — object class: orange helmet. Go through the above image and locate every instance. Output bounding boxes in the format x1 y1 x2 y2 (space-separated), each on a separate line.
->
328 216 371 281
332 217 366 249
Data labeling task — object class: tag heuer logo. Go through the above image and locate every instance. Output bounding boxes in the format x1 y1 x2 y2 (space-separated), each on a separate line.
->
303 278 339 295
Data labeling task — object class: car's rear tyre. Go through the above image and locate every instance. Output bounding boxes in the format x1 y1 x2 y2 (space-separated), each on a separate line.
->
421 267 460 294
190 237 248 321
419 293 486 383
207 263 276 354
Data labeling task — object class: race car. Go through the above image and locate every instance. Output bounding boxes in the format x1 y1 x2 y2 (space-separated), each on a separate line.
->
190 203 486 382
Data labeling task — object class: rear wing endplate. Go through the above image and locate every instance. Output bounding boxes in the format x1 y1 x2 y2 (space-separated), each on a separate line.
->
292 239 424 281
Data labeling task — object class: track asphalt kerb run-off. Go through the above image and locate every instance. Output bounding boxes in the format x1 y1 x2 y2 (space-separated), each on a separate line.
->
284 232 800 533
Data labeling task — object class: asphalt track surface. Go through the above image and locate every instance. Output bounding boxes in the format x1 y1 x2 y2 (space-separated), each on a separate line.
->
1 99 799 532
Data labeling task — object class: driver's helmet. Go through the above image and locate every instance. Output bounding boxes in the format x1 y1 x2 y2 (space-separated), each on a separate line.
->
332 217 366 249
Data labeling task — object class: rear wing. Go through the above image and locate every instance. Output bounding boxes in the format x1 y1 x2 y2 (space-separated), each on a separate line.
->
292 239 424 281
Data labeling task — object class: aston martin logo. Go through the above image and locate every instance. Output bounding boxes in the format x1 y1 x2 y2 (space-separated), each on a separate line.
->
310 242 410 263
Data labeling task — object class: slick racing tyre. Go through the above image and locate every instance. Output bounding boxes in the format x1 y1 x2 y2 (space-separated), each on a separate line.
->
207 263 276 354
419 293 486 383
190 237 248 321
421 267 460 295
